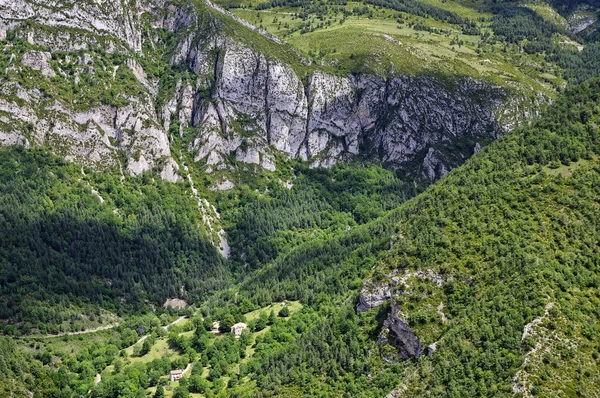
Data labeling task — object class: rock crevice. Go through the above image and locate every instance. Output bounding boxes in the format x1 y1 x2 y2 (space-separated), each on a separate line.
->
378 299 423 362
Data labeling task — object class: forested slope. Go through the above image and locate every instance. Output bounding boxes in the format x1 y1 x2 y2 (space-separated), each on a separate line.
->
1 74 599 398
215 78 600 396
371 78 600 397
1 0 600 396
0 150 228 335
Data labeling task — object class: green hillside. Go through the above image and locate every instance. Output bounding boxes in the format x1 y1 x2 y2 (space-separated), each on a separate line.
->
0 149 229 335
1 0 600 397
221 77 600 397
217 0 600 90
2 76 599 398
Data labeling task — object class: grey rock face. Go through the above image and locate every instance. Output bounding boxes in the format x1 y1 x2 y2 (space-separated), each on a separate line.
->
21 51 55 78
357 279 392 313
0 81 172 175
306 71 361 161
267 62 308 157
166 30 512 178
0 0 180 177
568 12 598 34
152 2 520 178
357 75 506 178
420 147 448 181
160 158 182 182
0 0 145 52
379 299 423 362
168 34 311 170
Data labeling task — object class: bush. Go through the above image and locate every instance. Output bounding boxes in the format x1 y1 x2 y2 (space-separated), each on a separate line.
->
278 306 290 317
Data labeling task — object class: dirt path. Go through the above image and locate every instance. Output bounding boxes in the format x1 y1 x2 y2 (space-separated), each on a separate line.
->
182 361 193 376
22 314 186 340
21 322 121 339
129 316 188 348
163 316 187 330
135 334 148 345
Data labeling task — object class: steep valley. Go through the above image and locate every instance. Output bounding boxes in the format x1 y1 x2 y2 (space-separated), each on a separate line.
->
1 0 600 397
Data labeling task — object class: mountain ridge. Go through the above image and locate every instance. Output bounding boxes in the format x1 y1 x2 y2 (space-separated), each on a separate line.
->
0 0 538 187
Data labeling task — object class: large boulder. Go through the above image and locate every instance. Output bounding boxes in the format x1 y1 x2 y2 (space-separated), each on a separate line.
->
21 51 55 78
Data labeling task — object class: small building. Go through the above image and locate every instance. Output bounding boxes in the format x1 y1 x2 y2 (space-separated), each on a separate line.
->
231 322 247 338
170 369 183 382
212 321 220 332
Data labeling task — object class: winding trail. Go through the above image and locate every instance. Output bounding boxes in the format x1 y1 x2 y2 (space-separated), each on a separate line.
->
135 334 148 345
182 361 193 376
203 0 283 44
131 316 188 349
164 316 187 330
19 322 121 339
22 314 186 340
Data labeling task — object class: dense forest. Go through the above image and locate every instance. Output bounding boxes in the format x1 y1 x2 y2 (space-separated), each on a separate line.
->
222 76 600 397
0 146 416 336
221 164 415 272
217 78 600 396
0 150 228 335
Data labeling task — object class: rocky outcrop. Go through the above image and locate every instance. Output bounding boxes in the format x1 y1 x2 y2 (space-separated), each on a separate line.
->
305 71 361 166
357 269 447 312
420 147 448 181
126 59 157 95
0 80 172 175
0 0 146 52
378 299 423 362
163 298 187 309
21 51 55 78
360 270 450 362
0 0 178 177
157 0 520 180
357 279 392 312
160 158 183 182
568 11 598 35
166 28 514 179
172 40 310 172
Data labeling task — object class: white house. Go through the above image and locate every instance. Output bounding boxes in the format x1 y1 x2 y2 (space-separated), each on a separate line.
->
170 369 183 382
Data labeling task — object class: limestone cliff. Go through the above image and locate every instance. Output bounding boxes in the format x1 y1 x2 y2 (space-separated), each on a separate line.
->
0 0 174 177
0 0 537 184
161 1 533 182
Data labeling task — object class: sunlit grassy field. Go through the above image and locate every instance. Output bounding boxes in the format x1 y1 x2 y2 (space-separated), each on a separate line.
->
224 0 564 95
